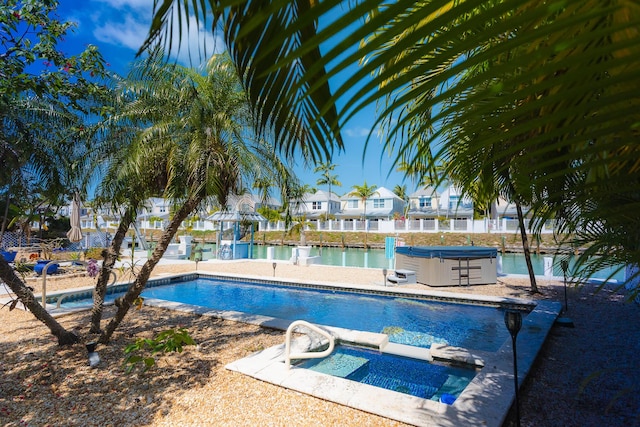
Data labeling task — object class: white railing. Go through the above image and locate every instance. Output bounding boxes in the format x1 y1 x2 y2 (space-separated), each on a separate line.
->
261 218 557 234
41 260 117 309
284 320 335 369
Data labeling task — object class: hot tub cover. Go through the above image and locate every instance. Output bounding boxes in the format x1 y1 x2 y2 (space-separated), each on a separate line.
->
395 246 497 259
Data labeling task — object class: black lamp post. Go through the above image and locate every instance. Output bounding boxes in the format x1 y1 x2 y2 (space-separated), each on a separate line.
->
504 309 522 427
560 259 569 312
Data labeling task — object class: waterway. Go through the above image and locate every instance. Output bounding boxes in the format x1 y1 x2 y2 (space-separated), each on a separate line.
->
199 244 624 281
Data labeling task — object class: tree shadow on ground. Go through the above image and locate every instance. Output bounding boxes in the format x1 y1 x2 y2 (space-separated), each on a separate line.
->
0 305 282 425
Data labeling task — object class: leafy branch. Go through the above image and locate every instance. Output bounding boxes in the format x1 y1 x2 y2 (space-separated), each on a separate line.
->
123 328 196 373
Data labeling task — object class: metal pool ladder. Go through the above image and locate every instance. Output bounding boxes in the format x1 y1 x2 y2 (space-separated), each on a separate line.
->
284 320 335 369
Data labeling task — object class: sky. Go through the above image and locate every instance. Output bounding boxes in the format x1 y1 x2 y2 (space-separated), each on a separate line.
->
55 0 411 197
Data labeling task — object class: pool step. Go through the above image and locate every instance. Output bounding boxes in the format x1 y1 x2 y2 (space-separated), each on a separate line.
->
306 353 369 378
432 374 472 402
360 372 441 399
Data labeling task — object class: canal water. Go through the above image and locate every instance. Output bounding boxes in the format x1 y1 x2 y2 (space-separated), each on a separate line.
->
200 244 623 281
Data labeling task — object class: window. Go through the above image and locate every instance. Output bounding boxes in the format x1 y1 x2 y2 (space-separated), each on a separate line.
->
159 206 166 213
373 199 385 208
419 197 431 208
348 200 358 208
449 195 460 209
312 201 322 210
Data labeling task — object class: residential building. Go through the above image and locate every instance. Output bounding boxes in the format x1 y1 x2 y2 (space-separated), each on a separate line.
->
337 186 405 219
407 186 440 218
289 190 340 219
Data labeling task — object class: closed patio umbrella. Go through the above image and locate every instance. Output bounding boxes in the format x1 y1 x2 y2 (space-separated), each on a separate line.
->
66 193 83 243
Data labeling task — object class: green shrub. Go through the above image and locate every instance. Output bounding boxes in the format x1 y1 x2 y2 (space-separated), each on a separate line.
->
123 328 196 373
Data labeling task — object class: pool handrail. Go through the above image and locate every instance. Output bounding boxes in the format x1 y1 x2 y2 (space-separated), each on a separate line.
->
285 320 335 369
41 260 117 309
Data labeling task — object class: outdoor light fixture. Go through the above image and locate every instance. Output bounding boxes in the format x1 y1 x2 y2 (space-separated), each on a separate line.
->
86 342 100 368
272 262 277 277
382 268 388 286
560 259 569 312
555 259 575 327
504 309 522 427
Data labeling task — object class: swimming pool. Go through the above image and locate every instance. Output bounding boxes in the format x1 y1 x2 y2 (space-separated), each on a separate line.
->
50 272 559 426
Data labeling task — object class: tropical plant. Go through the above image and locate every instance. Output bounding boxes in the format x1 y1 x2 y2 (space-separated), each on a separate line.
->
0 0 111 344
393 184 409 218
349 181 378 249
144 0 640 289
314 162 341 216
123 328 196 373
349 181 378 221
97 53 297 344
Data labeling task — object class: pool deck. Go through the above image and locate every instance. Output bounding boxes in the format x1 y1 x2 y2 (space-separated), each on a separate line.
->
8 258 562 426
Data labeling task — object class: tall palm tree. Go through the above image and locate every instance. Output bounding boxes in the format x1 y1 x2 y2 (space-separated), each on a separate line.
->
349 181 378 221
349 181 378 249
314 161 341 217
146 1 640 284
393 184 409 218
98 53 296 343
0 95 102 344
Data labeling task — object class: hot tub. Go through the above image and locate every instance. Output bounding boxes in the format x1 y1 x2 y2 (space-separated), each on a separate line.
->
395 246 498 286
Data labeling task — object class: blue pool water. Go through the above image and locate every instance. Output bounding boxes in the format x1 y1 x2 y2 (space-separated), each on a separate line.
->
129 277 519 352
297 345 476 401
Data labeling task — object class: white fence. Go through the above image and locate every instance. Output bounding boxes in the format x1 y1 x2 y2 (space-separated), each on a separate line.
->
259 218 556 234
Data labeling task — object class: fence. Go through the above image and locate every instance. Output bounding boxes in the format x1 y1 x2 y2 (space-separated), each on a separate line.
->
259 218 556 234
1 231 108 251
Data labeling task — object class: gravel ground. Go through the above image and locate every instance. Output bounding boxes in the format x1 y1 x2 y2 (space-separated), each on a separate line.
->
0 260 639 426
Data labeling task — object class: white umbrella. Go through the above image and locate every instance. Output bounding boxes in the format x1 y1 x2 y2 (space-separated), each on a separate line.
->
66 193 83 243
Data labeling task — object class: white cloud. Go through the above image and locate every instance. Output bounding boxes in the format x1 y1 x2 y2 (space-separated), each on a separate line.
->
344 126 373 138
93 14 149 52
94 0 152 11
91 0 224 66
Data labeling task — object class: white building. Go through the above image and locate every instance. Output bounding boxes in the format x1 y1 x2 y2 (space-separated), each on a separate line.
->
337 186 405 219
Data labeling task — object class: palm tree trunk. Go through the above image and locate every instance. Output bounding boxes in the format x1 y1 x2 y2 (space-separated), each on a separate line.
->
0 257 79 345
327 183 331 218
99 195 202 344
362 200 368 249
89 205 136 334
516 201 539 293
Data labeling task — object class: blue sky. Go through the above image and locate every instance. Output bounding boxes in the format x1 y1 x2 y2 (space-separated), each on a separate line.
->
56 0 410 196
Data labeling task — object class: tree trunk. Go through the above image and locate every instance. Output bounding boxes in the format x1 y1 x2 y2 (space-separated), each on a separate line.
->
99 196 202 344
0 257 79 345
516 201 539 293
89 205 136 334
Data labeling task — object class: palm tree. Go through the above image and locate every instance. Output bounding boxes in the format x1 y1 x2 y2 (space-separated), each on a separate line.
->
146 1 640 285
314 161 341 218
393 184 409 218
349 182 378 221
98 53 296 344
349 181 378 248
0 95 104 344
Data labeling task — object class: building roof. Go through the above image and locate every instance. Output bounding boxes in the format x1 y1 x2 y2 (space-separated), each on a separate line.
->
303 190 340 202
409 186 439 198
341 186 400 200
